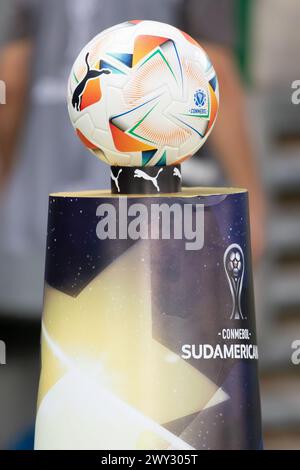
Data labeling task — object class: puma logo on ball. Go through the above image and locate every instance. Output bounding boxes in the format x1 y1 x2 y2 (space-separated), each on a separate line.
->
72 53 110 111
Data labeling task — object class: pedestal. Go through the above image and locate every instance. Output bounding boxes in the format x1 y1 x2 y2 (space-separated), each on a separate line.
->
35 187 262 450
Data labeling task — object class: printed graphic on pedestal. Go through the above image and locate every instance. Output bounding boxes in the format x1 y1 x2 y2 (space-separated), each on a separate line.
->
35 191 262 450
224 244 245 320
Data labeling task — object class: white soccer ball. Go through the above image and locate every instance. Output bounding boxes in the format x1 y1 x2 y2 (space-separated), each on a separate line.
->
68 20 219 167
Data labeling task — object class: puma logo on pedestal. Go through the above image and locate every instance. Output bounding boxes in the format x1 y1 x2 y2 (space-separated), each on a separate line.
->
173 167 182 180
134 169 163 192
111 169 123 193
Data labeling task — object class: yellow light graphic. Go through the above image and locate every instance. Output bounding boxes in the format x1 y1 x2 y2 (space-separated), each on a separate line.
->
35 242 228 449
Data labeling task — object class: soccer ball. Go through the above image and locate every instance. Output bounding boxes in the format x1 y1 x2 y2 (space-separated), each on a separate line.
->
67 20 219 167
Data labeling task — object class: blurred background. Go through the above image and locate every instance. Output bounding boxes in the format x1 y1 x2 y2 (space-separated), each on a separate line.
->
0 0 299 450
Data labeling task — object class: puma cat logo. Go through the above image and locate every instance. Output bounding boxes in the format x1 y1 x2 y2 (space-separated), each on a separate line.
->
72 53 110 111
134 168 163 192
173 167 182 179
111 168 123 193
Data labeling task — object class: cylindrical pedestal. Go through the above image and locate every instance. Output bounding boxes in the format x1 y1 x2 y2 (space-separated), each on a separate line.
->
35 187 262 450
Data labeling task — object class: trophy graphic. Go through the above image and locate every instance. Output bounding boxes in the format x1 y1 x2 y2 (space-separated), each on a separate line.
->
34 20 262 450
224 244 245 320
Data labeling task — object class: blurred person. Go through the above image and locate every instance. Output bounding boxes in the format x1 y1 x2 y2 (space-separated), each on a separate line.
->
0 0 265 317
